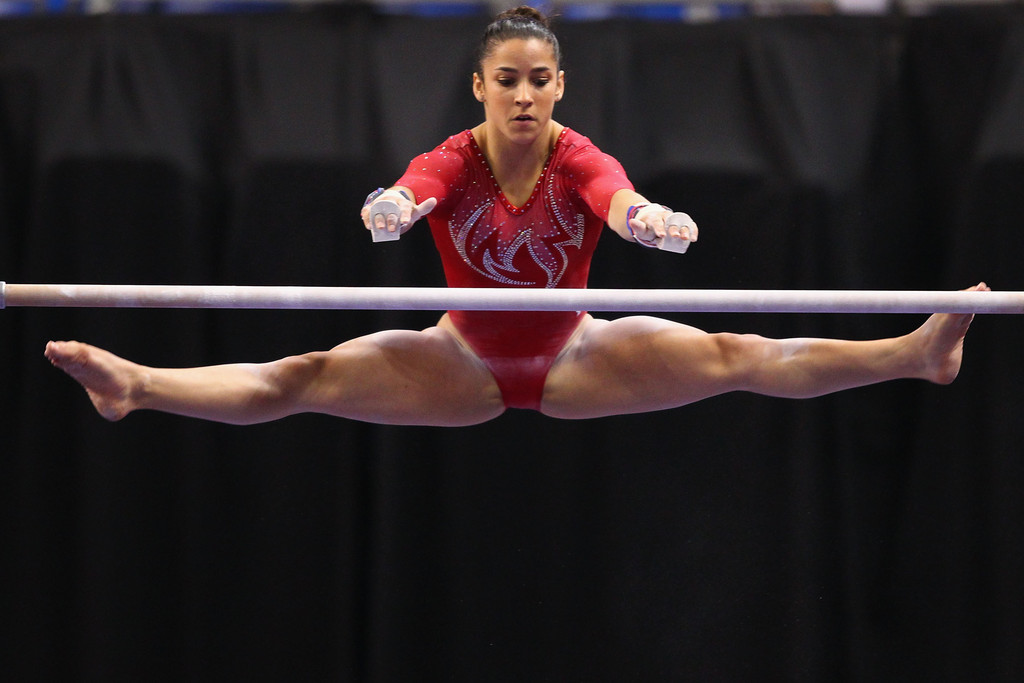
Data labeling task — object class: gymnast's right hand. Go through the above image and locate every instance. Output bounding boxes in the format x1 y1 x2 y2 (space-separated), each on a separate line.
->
361 187 437 241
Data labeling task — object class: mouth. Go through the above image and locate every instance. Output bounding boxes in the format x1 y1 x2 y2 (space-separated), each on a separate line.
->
512 115 536 122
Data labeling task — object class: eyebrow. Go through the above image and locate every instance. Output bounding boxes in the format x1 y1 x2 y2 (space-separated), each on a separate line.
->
494 66 554 74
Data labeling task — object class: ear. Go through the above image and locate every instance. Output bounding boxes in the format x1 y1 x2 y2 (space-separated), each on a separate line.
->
473 72 485 102
554 70 565 102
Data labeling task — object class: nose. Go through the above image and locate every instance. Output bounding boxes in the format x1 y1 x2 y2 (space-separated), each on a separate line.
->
515 82 532 106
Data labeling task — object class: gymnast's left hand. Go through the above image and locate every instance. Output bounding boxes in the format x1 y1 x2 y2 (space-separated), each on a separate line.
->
629 204 699 249
361 189 438 235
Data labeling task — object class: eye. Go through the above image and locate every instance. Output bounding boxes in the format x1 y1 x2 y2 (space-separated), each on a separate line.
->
496 78 515 87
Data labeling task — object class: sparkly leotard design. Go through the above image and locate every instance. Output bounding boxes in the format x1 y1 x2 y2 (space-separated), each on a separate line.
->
396 128 633 409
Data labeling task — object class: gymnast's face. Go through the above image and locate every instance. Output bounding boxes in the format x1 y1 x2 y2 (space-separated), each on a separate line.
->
473 38 564 145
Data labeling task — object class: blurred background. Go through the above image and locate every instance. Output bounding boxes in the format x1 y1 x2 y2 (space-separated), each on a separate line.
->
2 1 1023 680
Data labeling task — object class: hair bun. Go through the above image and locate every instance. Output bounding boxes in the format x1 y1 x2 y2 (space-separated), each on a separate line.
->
497 5 550 29
476 4 561 73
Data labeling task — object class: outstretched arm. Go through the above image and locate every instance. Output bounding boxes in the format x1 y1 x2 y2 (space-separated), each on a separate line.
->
608 188 698 253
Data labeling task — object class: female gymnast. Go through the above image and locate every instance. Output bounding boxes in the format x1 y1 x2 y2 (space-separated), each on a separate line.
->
45 6 987 427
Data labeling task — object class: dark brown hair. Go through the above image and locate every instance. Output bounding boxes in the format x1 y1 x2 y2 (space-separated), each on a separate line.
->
475 6 561 75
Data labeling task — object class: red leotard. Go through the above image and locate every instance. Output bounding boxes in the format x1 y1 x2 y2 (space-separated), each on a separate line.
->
395 128 633 410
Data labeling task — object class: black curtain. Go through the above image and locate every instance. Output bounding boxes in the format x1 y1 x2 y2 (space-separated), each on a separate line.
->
3 7 1024 681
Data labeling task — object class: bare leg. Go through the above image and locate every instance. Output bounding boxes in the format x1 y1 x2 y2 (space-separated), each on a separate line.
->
542 284 988 419
45 315 505 426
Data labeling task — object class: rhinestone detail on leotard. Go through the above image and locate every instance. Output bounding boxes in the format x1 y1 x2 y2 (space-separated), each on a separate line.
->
448 129 584 288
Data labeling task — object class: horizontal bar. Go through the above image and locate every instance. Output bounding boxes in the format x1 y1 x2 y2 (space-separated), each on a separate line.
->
0 282 1018 314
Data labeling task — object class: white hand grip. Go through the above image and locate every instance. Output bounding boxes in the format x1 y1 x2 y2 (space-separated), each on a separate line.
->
658 212 692 253
657 235 689 253
369 199 402 242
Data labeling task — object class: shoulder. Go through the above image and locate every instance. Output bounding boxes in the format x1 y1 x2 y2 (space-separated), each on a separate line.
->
554 129 628 176
402 131 476 184
418 130 475 161
557 128 599 157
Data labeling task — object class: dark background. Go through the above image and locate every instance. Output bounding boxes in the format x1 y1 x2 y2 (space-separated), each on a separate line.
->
3 6 1024 680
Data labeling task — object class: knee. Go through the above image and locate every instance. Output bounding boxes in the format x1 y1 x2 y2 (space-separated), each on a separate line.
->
705 332 772 382
260 352 331 405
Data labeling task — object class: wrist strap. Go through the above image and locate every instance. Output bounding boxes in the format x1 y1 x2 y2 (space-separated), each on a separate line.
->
626 203 649 222
364 187 411 206
627 203 667 247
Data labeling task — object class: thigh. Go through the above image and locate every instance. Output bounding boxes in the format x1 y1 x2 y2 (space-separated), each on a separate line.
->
295 321 504 426
540 315 748 419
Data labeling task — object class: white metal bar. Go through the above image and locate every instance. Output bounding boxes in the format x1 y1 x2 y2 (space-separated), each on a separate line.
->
0 282 1018 314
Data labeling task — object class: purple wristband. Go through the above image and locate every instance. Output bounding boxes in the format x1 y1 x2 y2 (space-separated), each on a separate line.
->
626 203 649 224
364 187 411 206
626 203 649 240
627 203 663 247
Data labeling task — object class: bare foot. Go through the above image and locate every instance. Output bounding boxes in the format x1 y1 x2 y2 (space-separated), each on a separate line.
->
911 282 990 384
44 341 141 421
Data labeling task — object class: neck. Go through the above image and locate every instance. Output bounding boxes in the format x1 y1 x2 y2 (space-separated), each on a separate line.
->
473 121 563 178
